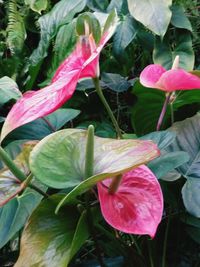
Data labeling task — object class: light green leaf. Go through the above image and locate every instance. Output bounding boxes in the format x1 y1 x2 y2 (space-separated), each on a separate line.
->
0 76 22 107
127 0 172 37
25 0 48 14
15 195 90 267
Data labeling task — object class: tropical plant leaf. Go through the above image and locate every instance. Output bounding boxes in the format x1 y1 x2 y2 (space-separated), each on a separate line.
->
167 114 200 217
127 0 172 37
0 76 22 107
4 108 80 143
113 15 138 56
0 189 44 248
25 0 48 14
29 0 87 66
153 30 194 70
171 5 192 31
15 195 90 267
30 128 159 191
101 73 131 92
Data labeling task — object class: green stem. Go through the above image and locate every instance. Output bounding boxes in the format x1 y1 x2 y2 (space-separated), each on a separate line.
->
93 78 122 139
147 241 154 267
162 217 170 267
108 174 122 194
84 125 94 179
0 146 26 181
84 125 105 267
29 184 49 198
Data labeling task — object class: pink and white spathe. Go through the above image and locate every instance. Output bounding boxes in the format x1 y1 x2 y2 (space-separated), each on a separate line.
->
98 165 163 238
140 62 200 92
1 13 118 141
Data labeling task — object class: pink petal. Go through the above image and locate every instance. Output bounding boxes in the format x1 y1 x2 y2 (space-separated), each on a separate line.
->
140 64 166 89
98 165 163 238
156 69 200 92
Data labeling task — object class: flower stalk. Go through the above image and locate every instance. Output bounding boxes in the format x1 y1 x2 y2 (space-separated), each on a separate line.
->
93 77 123 139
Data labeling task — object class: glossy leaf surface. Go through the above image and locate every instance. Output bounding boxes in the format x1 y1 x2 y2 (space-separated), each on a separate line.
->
15 195 90 267
30 129 159 190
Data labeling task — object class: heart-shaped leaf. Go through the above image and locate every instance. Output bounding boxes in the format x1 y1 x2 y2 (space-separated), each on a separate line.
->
30 128 159 190
0 142 36 206
15 195 90 267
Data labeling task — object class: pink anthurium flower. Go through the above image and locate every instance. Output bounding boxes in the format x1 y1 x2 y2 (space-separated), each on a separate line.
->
140 62 200 92
97 165 163 238
0 12 118 141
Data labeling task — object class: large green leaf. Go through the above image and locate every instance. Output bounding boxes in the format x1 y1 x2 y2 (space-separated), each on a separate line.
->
153 30 194 70
29 0 86 66
127 0 172 37
167 114 200 217
5 108 80 143
0 76 21 107
25 0 48 14
113 15 138 56
0 189 43 248
131 80 169 135
15 195 90 267
171 5 192 32
0 142 36 206
101 72 131 92
131 80 200 135
30 128 159 190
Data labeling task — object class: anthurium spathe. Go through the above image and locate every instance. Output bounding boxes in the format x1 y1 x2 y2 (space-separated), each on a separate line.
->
140 63 200 92
97 165 163 238
0 10 118 141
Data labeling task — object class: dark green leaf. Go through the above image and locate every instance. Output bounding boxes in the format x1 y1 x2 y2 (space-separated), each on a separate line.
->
87 0 109 12
5 109 80 143
0 189 44 248
113 15 137 56
171 5 192 31
29 0 86 66
153 30 194 70
101 73 131 92
15 195 90 267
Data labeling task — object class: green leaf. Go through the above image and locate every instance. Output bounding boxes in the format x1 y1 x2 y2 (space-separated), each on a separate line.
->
76 12 101 44
171 5 192 31
139 130 176 150
30 129 159 191
15 195 90 267
131 80 169 135
5 108 80 143
101 72 131 92
148 151 189 179
0 76 22 107
0 190 44 248
153 30 194 70
25 0 48 14
127 0 172 37
29 0 86 66
113 15 138 56
0 142 36 206
167 114 200 217
87 0 109 12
